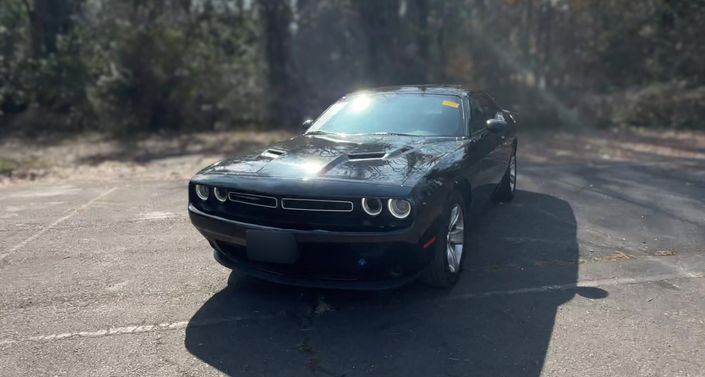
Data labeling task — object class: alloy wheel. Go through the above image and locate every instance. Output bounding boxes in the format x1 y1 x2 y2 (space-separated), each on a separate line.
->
446 204 465 273
509 154 516 192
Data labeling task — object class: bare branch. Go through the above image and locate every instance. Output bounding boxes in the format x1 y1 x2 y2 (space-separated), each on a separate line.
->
21 0 34 20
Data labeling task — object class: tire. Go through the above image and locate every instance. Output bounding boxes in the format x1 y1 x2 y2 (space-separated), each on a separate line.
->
419 191 467 287
493 149 517 202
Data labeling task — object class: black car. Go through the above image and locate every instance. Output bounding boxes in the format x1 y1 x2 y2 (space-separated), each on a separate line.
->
188 85 517 289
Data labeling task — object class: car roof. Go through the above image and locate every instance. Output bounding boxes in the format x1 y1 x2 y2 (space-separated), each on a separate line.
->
349 85 472 97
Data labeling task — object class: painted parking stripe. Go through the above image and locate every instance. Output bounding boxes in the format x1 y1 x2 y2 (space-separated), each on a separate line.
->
0 314 277 346
1 271 702 347
0 187 117 263
449 271 703 300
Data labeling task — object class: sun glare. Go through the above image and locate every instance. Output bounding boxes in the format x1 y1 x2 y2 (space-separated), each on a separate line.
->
350 94 372 113
300 160 324 175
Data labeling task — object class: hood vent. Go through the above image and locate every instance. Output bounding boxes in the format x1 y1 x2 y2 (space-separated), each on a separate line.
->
261 148 286 159
347 152 386 160
380 146 414 159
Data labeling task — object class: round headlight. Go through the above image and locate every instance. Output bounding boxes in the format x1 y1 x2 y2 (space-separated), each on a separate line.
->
195 184 210 201
361 198 383 216
214 187 228 203
387 199 411 219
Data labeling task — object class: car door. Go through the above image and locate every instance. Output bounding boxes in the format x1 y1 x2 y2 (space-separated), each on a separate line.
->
463 94 498 203
476 94 510 185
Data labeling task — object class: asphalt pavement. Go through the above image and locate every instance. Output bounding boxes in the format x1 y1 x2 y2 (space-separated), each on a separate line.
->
1 135 705 376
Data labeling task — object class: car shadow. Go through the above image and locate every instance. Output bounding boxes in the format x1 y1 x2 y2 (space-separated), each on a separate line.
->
184 190 606 376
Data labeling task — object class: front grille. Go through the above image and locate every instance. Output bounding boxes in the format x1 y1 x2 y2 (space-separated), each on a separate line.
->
228 191 277 208
281 198 354 212
224 190 353 213
195 190 409 231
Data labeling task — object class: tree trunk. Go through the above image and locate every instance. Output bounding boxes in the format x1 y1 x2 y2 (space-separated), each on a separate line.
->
354 0 401 86
27 0 74 58
259 0 300 127
543 0 553 90
409 0 429 82
523 0 533 73
27 0 46 58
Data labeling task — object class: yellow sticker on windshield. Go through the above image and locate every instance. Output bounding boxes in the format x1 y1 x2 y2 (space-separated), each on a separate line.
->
442 100 460 109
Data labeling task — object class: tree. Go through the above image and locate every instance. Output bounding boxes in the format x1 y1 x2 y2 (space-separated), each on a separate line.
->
24 0 76 58
259 0 301 127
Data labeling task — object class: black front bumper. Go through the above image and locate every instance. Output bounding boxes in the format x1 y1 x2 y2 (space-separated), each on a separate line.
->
188 204 438 289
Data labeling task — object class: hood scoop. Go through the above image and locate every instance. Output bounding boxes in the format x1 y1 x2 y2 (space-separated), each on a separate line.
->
347 146 414 161
261 148 286 159
347 152 386 161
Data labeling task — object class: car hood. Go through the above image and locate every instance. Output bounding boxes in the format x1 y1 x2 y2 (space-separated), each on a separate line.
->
199 133 463 186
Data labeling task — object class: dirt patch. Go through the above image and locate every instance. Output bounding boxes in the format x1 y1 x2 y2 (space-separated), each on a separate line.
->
2 127 705 187
521 127 705 168
0 130 292 186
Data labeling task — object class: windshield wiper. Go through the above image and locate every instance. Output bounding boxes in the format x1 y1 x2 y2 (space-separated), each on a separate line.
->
308 131 418 137
366 132 418 136
305 130 335 135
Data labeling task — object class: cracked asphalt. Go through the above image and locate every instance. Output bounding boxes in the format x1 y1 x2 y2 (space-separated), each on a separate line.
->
1 131 705 376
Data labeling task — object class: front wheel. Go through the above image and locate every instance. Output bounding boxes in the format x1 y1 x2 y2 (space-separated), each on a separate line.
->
419 192 467 287
493 149 517 202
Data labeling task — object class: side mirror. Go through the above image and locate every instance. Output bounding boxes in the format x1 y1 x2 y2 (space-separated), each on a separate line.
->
486 118 507 133
301 119 313 131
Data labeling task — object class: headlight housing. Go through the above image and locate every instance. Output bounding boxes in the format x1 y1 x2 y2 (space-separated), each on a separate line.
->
387 199 412 219
195 184 210 201
361 198 383 216
213 187 228 203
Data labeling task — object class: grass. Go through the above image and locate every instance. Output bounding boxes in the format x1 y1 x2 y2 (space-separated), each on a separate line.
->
0 158 19 175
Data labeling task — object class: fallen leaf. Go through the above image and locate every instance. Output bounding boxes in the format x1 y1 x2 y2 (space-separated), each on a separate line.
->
606 251 635 262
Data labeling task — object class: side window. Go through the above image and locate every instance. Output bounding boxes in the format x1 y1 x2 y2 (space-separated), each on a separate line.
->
469 97 486 132
478 94 501 120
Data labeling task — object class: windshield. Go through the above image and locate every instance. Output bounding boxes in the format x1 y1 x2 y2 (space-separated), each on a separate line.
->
307 93 464 137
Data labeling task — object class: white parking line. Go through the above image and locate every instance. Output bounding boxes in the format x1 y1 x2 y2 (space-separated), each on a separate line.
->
0 321 190 347
449 271 704 300
0 314 280 347
1 271 702 347
0 187 117 263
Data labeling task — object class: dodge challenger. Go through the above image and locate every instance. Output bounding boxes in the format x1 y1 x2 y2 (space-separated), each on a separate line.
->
188 85 517 289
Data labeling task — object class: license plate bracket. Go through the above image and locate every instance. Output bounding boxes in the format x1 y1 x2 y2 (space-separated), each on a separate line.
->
246 230 299 264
